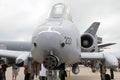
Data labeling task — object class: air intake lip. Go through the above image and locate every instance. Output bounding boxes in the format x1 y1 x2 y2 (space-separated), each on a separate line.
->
81 33 94 48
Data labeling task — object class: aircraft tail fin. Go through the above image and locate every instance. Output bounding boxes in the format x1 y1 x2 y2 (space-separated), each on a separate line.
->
85 22 100 35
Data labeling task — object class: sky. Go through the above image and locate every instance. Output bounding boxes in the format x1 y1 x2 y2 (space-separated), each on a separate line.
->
0 0 120 52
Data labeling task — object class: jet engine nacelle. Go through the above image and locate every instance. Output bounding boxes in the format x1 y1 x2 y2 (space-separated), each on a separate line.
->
81 33 95 52
104 53 118 68
72 64 80 74
16 54 30 66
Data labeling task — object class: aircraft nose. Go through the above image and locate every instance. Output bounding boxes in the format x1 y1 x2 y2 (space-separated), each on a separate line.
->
35 31 62 50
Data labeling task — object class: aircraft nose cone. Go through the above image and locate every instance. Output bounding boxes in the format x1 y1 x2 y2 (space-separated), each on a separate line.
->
35 31 61 50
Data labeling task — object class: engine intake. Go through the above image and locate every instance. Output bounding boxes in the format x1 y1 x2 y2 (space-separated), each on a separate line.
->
81 33 95 52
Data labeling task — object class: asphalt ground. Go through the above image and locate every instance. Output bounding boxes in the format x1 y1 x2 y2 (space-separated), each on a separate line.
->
6 65 120 80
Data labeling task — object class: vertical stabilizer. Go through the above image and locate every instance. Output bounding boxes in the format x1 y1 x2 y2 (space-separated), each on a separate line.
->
85 22 100 35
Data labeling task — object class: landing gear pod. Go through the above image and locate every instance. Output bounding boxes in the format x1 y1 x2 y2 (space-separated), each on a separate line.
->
72 64 80 74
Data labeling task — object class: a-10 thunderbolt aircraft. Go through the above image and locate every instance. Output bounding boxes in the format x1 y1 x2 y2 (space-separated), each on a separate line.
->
0 3 119 80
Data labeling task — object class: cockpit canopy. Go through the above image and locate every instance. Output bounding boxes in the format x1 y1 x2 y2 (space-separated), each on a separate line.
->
49 3 72 21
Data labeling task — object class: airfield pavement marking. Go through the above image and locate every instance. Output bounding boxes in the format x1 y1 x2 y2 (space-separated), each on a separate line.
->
6 65 120 80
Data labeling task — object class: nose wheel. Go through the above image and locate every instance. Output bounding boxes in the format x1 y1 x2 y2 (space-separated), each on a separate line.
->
43 55 58 69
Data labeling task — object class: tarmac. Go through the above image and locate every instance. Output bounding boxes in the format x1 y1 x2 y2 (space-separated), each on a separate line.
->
6 65 120 80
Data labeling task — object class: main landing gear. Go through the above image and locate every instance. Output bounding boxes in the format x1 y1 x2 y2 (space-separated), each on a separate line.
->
99 62 114 80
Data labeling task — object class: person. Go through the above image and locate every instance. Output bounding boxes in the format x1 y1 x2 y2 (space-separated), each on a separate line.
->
39 64 47 80
29 61 35 80
110 68 114 79
2 64 8 80
47 70 57 80
95 62 100 71
59 69 67 80
12 64 19 80
0 63 3 80
24 60 35 80
47 70 53 80
24 65 31 80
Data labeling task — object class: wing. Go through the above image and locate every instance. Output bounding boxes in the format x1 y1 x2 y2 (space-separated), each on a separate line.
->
109 52 120 60
0 49 31 65
0 41 31 51
81 52 118 68
0 49 30 58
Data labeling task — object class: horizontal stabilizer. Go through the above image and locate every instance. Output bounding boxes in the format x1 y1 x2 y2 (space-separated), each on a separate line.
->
98 43 116 48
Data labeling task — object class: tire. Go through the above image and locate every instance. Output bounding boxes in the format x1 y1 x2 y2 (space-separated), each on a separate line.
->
105 74 111 80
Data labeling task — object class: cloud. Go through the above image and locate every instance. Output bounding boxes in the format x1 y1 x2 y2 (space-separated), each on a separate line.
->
0 0 120 51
